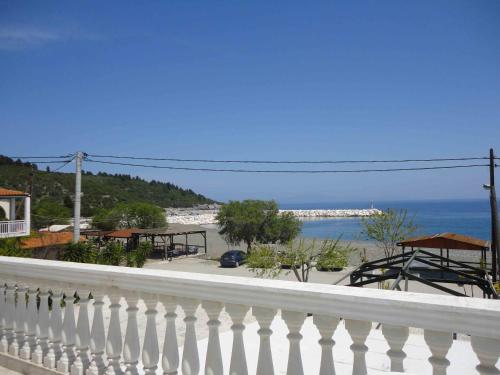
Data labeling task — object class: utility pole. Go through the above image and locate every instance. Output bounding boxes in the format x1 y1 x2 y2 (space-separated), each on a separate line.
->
488 148 499 282
73 151 84 243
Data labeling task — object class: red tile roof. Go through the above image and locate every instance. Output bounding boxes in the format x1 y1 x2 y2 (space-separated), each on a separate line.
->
21 232 82 249
0 187 29 197
103 228 139 239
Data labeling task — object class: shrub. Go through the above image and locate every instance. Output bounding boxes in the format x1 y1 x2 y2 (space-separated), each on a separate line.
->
96 241 125 266
130 242 152 268
60 241 97 263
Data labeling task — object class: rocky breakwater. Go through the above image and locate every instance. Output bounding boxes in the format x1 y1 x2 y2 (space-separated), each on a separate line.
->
280 208 382 218
166 206 382 225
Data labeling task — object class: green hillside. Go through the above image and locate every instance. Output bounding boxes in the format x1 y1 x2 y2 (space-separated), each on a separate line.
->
0 155 215 216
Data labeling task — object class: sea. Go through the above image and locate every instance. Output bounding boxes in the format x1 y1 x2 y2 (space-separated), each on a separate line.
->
279 199 494 241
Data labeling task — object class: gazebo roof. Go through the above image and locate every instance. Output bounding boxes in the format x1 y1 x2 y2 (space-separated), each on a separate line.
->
397 232 489 251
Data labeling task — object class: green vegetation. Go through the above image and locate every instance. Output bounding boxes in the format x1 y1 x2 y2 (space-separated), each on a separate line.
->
59 240 152 268
361 208 417 258
0 155 215 217
216 200 302 251
0 237 28 257
92 202 166 230
32 198 71 229
246 238 354 282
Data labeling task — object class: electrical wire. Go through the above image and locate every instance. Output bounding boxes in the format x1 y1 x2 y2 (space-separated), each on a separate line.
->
5 154 74 159
52 157 76 172
85 158 489 174
87 153 488 164
20 160 74 165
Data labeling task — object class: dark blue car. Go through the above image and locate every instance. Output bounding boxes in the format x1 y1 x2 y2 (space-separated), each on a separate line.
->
220 250 247 267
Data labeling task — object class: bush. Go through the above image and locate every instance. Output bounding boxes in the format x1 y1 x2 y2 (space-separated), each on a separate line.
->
127 242 153 268
316 245 351 271
60 241 97 263
0 238 28 257
96 241 125 266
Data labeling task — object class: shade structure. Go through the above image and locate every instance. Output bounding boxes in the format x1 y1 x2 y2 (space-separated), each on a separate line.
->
397 232 489 251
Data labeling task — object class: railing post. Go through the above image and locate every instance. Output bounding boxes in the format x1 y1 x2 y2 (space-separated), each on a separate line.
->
0 282 6 351
226 304 250 375
90 290 106 374
1 281 16 353
10 283 27 357
123 291 141 375
471 336 500 375
180 298 200 375
45 288 64 369
424 330 452 375
202 301 224 375
313 315 340 375
105 288 123 375
382 324 409 373
58 287 77 373
72 289 91 375
282 310 306 375
20 285 38 360
253 306 276 375
142 293 160 375
160 295 179 375
345 319 371 375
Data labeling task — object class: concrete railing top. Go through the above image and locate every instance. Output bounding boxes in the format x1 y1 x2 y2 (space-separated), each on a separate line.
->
0 256 499 339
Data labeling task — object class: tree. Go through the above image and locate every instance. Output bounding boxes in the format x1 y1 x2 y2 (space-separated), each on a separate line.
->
216 200 302 251
360 209 417 259
246 238 354 282
32 198 71 229
92 202 166 230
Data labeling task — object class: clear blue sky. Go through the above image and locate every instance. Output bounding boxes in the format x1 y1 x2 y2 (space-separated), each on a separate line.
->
1 1 499 203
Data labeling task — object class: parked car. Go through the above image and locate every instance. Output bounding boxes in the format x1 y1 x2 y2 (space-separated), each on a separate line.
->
220 250 247 267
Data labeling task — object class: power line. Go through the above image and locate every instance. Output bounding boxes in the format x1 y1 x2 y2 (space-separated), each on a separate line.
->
22 160 74 165
85 158 489 174
5 154 74 159
52 157 76 172
87 153 488 164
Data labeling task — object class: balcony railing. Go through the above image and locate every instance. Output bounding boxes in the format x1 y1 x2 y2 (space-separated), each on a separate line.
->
0 256 499 375
0 220 27 238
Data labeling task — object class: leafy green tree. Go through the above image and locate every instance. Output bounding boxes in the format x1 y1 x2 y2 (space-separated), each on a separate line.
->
32 198 71 229
246 238 353 282
360 209 417 258
216 200 302 251
92 202 166 230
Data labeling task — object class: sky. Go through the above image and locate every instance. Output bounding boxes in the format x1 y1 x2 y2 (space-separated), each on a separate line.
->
1 1 499 204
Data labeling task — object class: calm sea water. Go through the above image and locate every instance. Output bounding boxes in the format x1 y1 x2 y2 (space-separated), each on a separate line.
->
279 200 494 241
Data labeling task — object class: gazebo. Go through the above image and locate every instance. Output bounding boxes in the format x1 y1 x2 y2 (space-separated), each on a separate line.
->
346 232 497 298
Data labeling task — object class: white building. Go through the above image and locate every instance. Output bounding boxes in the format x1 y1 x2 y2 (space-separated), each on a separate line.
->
0 188 30 238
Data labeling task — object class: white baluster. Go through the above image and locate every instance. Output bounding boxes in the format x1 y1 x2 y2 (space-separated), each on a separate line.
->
0 282 6 350
58 287 77 373
471 336 500 375
282 310 305 375
226 304 249 375
253 306 276 375
180 298 200 375
313 315 340 375
123 291 141 375
20 286 38 360
32 286 50 365
90 291 106 374
202 301 224 375
345 319 371 375
10 282 27 357
143 294 160 375
45 288 64 369
160 295 179 375
105 289 123 375
423 330 452 375
382 324 409 373
72 289 92 375
1 281 16 353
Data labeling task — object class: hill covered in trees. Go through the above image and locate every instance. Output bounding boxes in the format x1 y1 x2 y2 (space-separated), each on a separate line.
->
0 155 216 216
